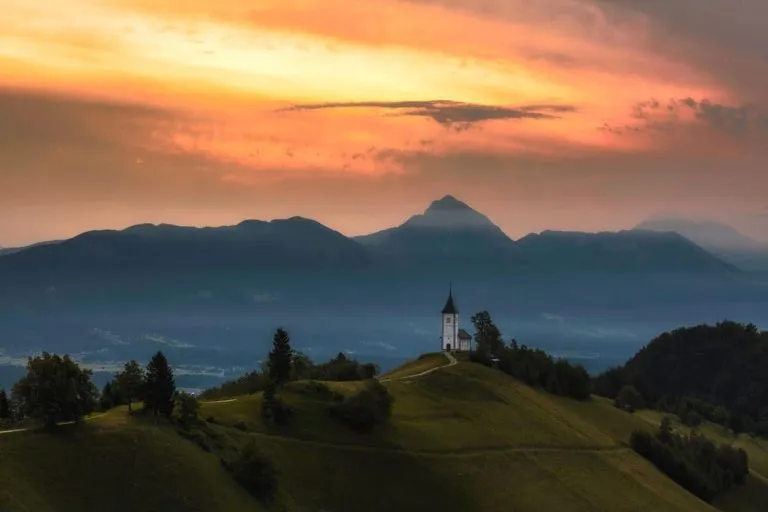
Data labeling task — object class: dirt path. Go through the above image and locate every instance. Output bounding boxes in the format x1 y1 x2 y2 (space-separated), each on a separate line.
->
0 413 106 436
230 426 630 458
379 351 457 383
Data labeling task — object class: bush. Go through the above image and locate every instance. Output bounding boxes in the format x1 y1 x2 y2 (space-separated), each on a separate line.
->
221 443 278 503
329 380 393 432
614 385 644 413
683 410 704 428
173 392 200 427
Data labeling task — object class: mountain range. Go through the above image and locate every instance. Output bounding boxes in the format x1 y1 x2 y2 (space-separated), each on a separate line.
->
2 196 768 387
0 195 752 313
1 195 739 277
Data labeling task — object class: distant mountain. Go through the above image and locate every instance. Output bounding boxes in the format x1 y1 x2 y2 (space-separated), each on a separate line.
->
0 239 61 257
0 197 745 312
516 229 738 274
0 217 371 308
355 195 522 272
636 216 768 271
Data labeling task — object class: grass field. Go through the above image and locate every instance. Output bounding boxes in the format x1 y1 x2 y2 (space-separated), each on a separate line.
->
2 356 765 511
0 408 260 512
194 359 742 512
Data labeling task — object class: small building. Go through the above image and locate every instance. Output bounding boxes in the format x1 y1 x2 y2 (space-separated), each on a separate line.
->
440 285 472 352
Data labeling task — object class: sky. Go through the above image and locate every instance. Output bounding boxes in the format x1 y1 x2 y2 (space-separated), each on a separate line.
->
1 0 768 246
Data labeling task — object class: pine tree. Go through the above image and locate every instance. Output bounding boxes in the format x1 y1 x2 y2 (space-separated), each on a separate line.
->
267 328 293 387
0 388 10 420
144 351 176 417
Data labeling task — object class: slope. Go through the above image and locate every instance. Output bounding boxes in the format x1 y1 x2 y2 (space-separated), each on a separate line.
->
196 359 724 512
0 410 260 512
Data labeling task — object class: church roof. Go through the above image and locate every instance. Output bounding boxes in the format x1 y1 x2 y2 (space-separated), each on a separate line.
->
458 329 471 339
441 287 458 314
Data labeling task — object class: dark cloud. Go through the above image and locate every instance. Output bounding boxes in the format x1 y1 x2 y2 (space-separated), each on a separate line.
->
280 100 576 129
596 0 768 102
601 97 768 138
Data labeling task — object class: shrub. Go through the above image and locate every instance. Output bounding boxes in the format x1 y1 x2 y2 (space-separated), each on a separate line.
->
329 380 393 432
683 410 704 428
222 443 278 503
614 385 644 413
261 384 294 426
173 392 200 427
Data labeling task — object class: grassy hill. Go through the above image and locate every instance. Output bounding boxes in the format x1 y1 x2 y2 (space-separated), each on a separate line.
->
0 410 261 512
2 352 766 511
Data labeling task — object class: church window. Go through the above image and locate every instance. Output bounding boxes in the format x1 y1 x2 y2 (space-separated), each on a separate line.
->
446 317 452 324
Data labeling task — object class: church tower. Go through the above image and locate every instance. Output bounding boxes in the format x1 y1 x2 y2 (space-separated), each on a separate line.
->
441 285 458 351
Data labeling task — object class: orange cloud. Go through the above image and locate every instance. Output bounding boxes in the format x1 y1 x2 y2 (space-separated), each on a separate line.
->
2 0 766 247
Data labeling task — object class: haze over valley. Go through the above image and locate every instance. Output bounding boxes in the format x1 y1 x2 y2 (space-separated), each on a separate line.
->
2 195 767 391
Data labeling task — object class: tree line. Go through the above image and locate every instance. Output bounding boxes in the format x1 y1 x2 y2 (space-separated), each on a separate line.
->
258 327 393 432
630 417 749 502
594 321 768 438
201 338 380 401
0 350 195 429
468 310 591 400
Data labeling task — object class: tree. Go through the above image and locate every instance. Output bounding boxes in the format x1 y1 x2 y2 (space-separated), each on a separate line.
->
267 328 293 387
144 351 176 417
291 350 313 381
614 385 644 413
0 388 9 420
329 380 394 432
11 352 97 428
471 311 504 356
115 360 145 412
100 381 116 411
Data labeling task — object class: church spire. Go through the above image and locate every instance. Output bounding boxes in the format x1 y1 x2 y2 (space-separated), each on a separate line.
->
442 283 458 314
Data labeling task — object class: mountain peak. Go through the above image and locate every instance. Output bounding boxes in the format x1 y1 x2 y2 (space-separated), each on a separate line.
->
426 195 473 213
411 195 502 233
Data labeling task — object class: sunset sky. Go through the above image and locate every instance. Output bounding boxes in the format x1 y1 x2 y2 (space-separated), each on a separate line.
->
2 0 767 246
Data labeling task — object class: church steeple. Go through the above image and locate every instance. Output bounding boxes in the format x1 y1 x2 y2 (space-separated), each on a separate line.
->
441 283 458 315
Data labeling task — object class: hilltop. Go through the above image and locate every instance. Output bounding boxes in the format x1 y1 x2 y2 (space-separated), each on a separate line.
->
3 353 766 511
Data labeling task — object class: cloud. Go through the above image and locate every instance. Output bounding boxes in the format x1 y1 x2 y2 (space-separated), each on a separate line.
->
281 100 576 130
142 334 195 348
360 341 398 351
601 97 768 139
89 328 131 346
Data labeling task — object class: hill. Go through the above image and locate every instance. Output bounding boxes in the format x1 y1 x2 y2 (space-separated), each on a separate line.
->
0 410 260 512
2 354 766 511
593 321 768 435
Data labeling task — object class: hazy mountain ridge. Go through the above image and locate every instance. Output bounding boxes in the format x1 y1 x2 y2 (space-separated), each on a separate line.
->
0 196 741 294
635 216 768 271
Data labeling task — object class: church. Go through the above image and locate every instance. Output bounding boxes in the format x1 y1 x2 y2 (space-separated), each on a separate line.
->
441 286 472 352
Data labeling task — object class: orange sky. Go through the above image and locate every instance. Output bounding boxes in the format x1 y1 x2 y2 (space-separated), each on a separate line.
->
1 0 767 245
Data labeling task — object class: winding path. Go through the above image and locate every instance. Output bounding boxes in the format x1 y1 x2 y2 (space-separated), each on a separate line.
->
0 413 106 436
378 351 457 383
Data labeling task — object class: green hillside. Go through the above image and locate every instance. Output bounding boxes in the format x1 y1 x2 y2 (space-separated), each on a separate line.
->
195 356 744 512
0 410 261 512
2 353 766 511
